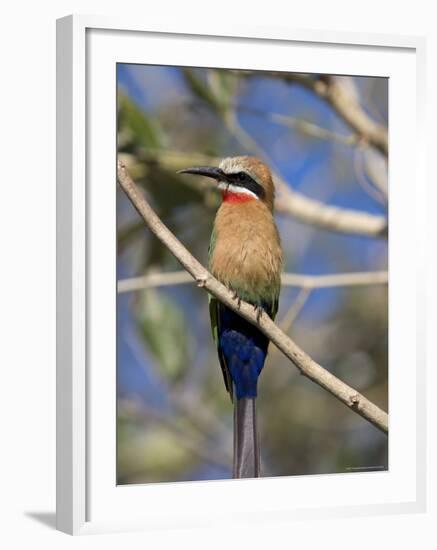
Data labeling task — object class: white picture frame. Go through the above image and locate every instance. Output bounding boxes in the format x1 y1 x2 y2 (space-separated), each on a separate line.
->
56 14 427 535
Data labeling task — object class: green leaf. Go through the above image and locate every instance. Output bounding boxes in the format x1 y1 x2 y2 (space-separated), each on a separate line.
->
138 288 191 382
118 92 164 150
181 68 223 113
117 408 194 483
207 69 237 106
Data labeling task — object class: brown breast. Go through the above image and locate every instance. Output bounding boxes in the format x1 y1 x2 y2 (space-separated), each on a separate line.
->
210 201 282 300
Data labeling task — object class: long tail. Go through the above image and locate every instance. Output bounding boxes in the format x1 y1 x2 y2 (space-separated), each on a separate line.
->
233 397 260 478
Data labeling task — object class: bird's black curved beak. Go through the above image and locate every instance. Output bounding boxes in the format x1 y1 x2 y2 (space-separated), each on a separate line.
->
177 166 229 182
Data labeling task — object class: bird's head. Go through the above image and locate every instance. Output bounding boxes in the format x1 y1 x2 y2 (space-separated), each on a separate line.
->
178 156 275 211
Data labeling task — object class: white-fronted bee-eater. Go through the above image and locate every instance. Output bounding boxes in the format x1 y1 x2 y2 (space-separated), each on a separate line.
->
179 156 282 479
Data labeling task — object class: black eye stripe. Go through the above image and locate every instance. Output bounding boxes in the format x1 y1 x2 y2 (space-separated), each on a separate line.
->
228 172 265 199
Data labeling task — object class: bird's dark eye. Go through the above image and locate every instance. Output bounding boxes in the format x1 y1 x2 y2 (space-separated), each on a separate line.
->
236 172 248 182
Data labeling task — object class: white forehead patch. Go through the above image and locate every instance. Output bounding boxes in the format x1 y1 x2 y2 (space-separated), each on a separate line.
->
219 157 247 175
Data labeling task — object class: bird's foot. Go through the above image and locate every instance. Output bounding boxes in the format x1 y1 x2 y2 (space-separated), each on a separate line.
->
253 303 263 322
232 290 242 309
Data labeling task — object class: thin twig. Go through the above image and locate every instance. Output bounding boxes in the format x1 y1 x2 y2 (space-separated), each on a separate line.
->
250 73 389 157
279 288 312 333
268 288 312 360
118 271 193 292
230 103 358 146
281 270 388 289
354 146 387 205
118 270 388 293
269 112 357 145
117 160 389 434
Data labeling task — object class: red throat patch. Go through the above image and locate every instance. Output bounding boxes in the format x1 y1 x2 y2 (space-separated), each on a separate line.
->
221 190 256 204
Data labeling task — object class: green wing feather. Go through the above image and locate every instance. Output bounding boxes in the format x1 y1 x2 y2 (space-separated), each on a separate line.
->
208 229 234 398
271 293 280 321
209 294 233 397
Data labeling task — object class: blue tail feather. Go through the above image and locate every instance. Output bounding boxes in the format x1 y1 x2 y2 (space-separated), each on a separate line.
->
218 303 271 399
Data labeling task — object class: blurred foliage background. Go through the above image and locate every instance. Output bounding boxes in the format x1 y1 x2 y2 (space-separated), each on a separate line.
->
116 64 388 484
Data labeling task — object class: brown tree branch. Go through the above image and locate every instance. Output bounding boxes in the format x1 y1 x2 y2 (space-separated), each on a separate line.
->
275 189 387 237
117 159 388 434
122 150 388 238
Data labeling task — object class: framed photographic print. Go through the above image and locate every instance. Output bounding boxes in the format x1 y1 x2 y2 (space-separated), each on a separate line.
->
56 15 426 535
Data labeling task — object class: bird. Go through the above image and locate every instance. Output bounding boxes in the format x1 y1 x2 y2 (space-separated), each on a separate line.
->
178 156 282 479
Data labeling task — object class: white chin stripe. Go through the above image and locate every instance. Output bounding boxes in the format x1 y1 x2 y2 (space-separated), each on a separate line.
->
217 182 258 199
